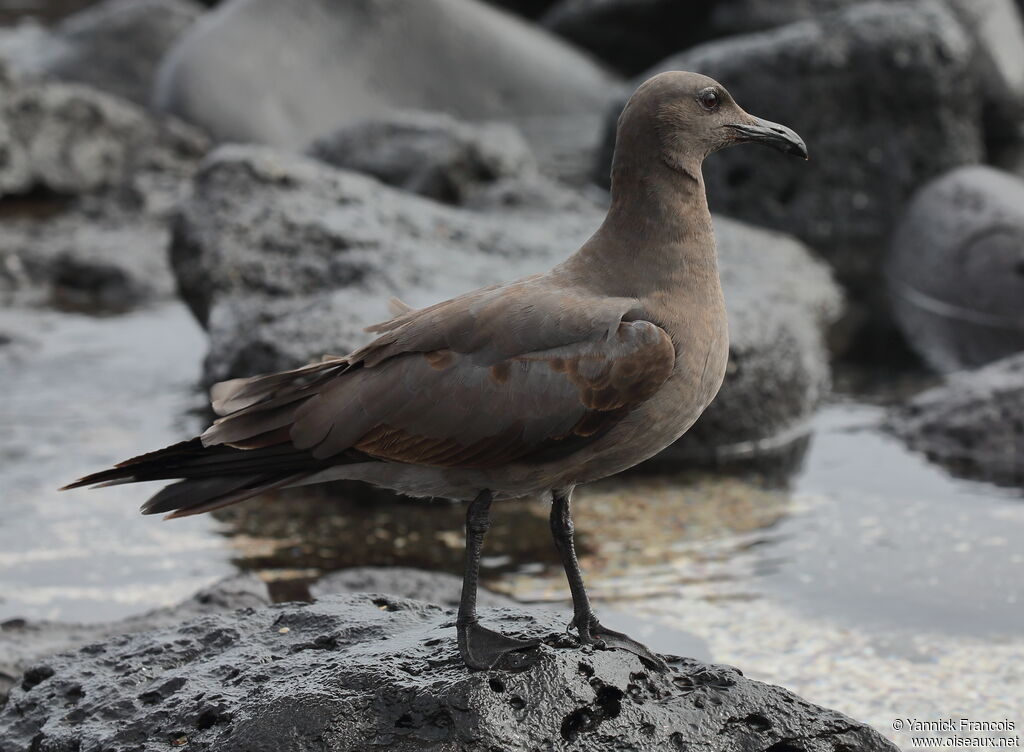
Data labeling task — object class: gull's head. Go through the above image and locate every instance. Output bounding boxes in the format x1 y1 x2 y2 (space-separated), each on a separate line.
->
616 70 807 177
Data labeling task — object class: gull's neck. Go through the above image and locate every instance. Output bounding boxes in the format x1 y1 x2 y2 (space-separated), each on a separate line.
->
562 153 719 299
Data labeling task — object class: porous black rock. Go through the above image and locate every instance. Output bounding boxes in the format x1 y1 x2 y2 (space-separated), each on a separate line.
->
153 0 617 148
0 593 899 751
170 145 841 468
0 574 269 705
596 1 983 305
887 166 1024 373
887 352 1024 487
305 111 537 206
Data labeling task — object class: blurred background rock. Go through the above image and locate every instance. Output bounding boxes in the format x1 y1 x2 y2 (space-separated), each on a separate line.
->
1 0 1022 746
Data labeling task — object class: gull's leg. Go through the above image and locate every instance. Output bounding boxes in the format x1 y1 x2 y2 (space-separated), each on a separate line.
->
457 489 540 671
550 486 667 670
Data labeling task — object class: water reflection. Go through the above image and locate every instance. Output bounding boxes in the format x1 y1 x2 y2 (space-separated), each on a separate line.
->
221 473 793 607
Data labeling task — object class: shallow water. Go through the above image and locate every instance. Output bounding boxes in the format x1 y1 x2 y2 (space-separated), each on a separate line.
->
0 302 1021 744
0 304 233 623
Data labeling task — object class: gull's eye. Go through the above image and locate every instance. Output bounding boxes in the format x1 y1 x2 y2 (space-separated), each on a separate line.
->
698 88 720 112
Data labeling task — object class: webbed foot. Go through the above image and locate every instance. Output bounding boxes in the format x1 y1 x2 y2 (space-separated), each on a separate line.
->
458 620 541 671
571 613 668 671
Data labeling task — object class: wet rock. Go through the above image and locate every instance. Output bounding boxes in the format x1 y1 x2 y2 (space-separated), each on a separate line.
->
153 0 618 149
887 166 1024 373
0 72 208 201
305 111 537 206
171 145 841 467
0 574 268 705
13 0 206 108
888 352 1024 486
596 1 983 306
541 0 717 75
0 593 898 751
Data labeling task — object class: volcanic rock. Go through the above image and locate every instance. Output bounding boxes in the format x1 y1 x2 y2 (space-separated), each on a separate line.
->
0 593 899 752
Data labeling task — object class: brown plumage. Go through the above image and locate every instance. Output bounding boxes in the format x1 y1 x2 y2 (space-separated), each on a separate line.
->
65 71 807 669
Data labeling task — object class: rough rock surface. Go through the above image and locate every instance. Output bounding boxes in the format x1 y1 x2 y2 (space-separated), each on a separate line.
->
887 166 1024 373
153 0 618 148
305 111 537 206
170 145 841 466
0 71 208 200
0 0 205 107
888 353 1024 487
0 574 269 705
541 0 717 75
0 199 177 312
705 0 1024 139
0 594 899 751
596 1 983 301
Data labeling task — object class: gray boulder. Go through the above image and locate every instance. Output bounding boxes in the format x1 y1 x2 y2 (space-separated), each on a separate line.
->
153 0 618 149
305 111 537 206
0 72 208 201
887 166 1024 373
171 145 841 468
0 73 207 311
888 352 1024 486
0 0 205 107
0 574 269 704
597 1 983 303
707 0 1024 140
29 0 205 107
0 199 177 313
0 593 898 751
541 0 717 75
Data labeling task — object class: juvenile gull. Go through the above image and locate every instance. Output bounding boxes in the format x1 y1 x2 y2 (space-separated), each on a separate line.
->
65 71 807 671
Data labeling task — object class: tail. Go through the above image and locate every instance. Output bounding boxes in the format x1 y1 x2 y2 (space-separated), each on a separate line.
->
63 356 359 519
61 439 317 519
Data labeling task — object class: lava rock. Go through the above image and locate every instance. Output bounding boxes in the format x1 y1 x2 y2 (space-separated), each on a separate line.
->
706 0 1024 140
0 593 899 751
33 0 205 107
887 166 1024 373
0 72 208 200
541 0 717 75
596 1 983 303
305 111 537 206
0 574 268 705
171 145 841 469
0 200 177 313
888 352 1024 486
153 0 618 149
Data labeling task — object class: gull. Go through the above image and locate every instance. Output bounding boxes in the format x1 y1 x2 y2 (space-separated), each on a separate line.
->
66 71 807 671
